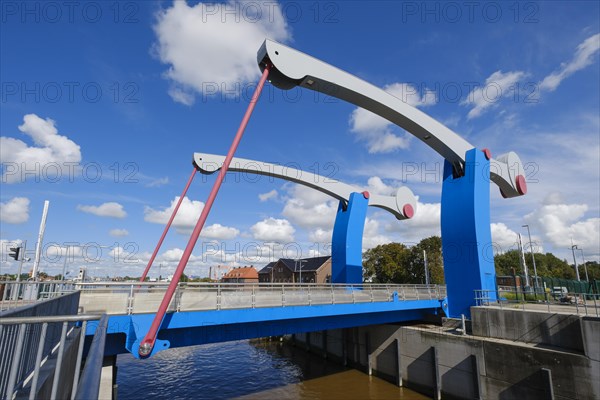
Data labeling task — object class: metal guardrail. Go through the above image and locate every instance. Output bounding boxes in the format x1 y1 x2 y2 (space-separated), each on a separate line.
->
0 313 103 400
73 314 108 400
75 282 447 315
474 289 600 317
0 281 76 311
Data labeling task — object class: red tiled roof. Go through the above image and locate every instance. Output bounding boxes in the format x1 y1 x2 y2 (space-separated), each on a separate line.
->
222 266 258 279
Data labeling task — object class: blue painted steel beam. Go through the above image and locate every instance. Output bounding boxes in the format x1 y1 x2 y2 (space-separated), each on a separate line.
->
441 148 497 318
86 298 445 357
331 192 369 284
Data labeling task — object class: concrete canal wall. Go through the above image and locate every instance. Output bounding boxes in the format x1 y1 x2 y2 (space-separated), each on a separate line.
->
290 307 600 399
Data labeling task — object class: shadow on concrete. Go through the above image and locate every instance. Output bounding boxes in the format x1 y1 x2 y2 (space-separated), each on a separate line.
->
497 369 552 399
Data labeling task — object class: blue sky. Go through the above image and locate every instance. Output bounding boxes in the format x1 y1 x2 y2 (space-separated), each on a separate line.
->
1 1 599 278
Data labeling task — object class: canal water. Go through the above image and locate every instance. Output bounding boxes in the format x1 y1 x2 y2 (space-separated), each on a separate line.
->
117 340 427 399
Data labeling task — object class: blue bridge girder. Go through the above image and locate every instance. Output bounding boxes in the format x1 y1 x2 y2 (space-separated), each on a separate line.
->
77 283 447 358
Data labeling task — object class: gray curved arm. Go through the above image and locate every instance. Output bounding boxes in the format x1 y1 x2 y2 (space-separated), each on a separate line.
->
193 153 416 220
256 39 526 198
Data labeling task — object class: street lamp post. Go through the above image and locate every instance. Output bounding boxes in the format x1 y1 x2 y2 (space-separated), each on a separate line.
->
522 225 539 292
571 244 581 281
297 259 307 284
578 248 589 282
423 250 430 285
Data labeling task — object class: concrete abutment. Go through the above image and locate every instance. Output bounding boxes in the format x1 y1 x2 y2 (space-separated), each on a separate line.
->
289 308 600 399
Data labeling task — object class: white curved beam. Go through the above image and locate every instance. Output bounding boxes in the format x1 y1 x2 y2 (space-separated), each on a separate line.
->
256 39 526 198
193 153 416 220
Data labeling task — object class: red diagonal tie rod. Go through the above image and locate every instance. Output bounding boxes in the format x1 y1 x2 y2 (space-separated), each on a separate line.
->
138 64 272 357
139 167 198 283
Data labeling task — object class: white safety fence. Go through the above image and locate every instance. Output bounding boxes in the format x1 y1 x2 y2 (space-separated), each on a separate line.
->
75 282 447 315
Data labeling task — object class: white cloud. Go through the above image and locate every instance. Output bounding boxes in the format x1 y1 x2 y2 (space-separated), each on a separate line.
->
461 70 526 119
144 196 204 233
490 223 519 251
282 185 338 230
201 223 240 240
525 203 600 255
0 197 30 224
1 114 82 183
258 189 279 202
349 83 435 153
308 228 332 243
250 217 295 243
146 177 169 188
77 202 127 218
153 0 291 105
365 176 396 196
362 218 392 250
109 229 129 237
540 33 600 92
385 199 441 243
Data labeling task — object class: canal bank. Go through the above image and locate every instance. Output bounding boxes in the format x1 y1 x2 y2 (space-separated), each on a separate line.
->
289 307 600 399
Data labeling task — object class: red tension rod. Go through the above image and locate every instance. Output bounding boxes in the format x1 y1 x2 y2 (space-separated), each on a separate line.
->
139 167 198 283
138 64 272 357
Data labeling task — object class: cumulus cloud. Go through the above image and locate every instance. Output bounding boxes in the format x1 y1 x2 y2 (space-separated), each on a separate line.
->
362 218 392 250
0 197 30 224
349 83 436 153
144 196 238 237
250 217 295 243
77 202 127 218
490 223 519 251
1 114 82 183
144 196 204 233
308 228 332 243
282 185 338 230
365 176 397 196
109 229 129 237
201 223 240 240
540 33 600 92
385 199 441 243
153 0 291 105
461 70 526 119
525 203 600 254
259 189 279 202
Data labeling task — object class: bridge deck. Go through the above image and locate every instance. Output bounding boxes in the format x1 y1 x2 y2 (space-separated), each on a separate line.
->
75 283 447 357
77 282 446 315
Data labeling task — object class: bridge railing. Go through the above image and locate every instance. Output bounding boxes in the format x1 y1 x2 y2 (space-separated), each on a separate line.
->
0 281 76 311
76 282 446 315
474 289 600 317
0 314 104 400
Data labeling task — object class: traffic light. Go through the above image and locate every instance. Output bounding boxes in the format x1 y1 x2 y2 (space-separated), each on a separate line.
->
9 246 21 261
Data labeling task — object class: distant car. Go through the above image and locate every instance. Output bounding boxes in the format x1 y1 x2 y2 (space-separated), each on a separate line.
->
552 286 568 300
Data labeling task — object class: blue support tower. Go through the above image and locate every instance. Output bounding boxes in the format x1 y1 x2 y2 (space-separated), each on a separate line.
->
331 192 369 284
441 148 497 318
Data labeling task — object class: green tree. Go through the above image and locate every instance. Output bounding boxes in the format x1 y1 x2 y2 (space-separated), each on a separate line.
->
407 236 444 284
494 250 521 276
363 243 411 283
363 237 444 284
494 251 576 279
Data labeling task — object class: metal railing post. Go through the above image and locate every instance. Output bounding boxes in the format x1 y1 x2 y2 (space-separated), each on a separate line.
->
331 285 334 304
50 321 69 400
127 284 135 315
74 315 108 400
28 322 48 400
70 321 87 400
5 323 26 399
217 284 221 310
